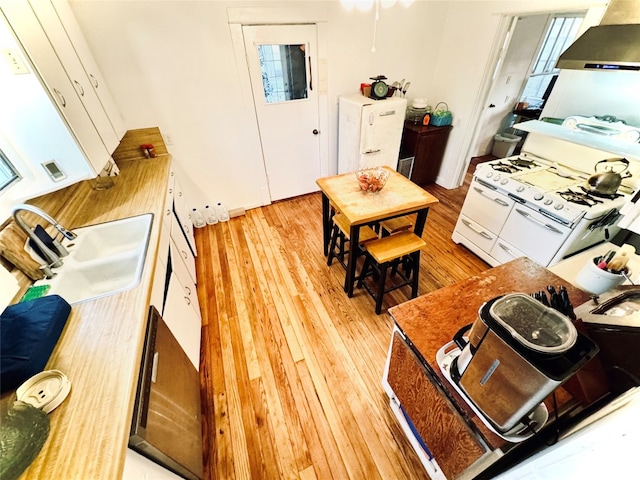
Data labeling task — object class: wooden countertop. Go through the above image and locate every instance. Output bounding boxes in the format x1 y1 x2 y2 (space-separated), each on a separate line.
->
388 257 592 450
2 155 171 479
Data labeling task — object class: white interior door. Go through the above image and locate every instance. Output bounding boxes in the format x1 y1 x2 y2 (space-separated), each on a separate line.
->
243 24 321 202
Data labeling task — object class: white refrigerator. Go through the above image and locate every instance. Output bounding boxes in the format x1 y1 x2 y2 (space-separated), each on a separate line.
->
338 94 407 174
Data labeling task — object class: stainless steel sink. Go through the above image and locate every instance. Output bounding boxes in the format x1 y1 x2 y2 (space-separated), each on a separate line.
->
33 214 153 304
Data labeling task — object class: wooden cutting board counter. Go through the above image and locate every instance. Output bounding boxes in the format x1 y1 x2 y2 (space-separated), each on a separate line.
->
388 257 593 456
1 155 172 479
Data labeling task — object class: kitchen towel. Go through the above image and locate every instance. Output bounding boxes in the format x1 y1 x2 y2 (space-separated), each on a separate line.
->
1 295 71 393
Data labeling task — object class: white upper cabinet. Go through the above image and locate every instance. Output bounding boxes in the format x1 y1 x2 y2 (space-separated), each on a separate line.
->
0 0 124 174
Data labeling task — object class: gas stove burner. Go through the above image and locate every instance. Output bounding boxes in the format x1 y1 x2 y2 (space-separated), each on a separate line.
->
490 161 520 174
578 186 623 200
558 189 604 207
508 157 537 169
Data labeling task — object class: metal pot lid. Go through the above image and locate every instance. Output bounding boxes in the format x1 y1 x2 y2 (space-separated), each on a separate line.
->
489 293 577 353
16 370 71 414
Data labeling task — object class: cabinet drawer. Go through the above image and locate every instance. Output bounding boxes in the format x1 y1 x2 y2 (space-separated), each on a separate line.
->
490 239 527 265
460 179 514 233
454 214 498 253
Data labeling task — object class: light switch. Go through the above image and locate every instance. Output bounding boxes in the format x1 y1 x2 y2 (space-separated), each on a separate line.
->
1 48 29 75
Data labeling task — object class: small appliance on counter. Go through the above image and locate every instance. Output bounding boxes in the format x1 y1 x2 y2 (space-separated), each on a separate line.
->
438 293 599 439
574 287 640 395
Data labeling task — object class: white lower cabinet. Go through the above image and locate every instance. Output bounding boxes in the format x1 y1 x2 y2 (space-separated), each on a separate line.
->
164 270 201 370
151 166 201 370
123 448 182 480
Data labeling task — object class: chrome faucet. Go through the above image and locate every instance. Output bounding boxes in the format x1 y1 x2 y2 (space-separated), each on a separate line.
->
11 204 77 278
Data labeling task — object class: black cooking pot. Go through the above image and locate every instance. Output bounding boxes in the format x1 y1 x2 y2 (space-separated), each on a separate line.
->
586 158 631 196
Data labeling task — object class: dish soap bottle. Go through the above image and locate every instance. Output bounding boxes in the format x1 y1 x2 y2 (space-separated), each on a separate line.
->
190 208 205 228
216 202 230 222
205 205 218 225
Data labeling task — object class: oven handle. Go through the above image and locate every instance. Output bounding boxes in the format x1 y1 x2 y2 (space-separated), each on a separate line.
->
516 209 563 234
461 219 493 240
473 187 510 207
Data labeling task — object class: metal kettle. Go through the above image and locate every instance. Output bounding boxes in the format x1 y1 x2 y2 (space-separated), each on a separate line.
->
586 158 631 196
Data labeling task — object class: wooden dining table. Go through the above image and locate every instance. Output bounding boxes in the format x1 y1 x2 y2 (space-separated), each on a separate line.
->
316 167 439 297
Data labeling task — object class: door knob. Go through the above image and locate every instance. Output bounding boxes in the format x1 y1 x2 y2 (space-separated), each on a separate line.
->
312 129 319 135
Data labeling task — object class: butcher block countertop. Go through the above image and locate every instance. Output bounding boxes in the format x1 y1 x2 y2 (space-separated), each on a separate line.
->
388 257 593 451
1 155 172 479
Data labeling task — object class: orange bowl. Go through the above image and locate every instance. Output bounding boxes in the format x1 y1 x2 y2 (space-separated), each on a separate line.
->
355 167 390 193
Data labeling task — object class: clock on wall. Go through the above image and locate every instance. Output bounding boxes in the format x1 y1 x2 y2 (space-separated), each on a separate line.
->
369 75 389 100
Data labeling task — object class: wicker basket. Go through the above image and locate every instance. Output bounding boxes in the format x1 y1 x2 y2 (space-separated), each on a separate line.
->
430 102 452 126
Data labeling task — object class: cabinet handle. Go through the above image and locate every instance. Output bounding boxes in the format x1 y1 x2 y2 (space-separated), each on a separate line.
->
54 88 66 107
185 286 191 295
89 73 99 88
182 250 188 260
166 209 171 216
473 187 509 206
184 225 190 235
184 296 191 305
498 242 516 256
73 80 85 96
462 219 493 240
168 188 173 195
515 209 562 234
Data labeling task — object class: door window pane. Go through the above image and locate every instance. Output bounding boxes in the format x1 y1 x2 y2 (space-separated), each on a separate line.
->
0 149 20 192
257 44 308 103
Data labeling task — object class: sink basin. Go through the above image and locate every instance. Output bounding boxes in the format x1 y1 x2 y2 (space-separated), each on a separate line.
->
33 214 153 304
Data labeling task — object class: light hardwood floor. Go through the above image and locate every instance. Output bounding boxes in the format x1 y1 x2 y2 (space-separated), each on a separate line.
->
195 160 492 479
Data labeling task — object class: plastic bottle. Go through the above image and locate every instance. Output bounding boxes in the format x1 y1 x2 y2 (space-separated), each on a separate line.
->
204 205 218 225
190 208 205 228
216 202 230 222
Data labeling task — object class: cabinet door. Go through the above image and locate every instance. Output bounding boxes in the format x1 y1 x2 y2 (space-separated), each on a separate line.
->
171 215 197 285
1 1 110 173
28 0 120 154
170 237 200 315
50 0 126 139
173 175 197 256
402 125 452 185
164 272 201 370
386 331 486 479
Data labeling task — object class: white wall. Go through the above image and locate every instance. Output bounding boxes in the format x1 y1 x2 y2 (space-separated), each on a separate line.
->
69 0 609 211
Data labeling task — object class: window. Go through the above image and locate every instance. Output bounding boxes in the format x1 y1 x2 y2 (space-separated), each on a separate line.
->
519 15 584 107
0 148 20 192
257 43 308 103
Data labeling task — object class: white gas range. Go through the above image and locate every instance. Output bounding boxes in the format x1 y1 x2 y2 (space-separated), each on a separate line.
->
453 152 631 268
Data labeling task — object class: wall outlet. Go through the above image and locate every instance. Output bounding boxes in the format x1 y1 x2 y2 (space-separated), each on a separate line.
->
163 133 174 145
2 48 29 74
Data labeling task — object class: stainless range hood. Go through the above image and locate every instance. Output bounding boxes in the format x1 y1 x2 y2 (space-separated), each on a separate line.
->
556 0 640 71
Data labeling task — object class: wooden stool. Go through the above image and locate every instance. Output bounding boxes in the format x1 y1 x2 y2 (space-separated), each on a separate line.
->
327 214 378 271
380 216 413 236
357 231 426 314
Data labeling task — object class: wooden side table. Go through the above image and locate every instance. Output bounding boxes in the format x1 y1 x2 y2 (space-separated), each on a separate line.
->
401 121 452 185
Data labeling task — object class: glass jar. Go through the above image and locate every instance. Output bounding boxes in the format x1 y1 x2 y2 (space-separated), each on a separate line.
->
406 106 431 124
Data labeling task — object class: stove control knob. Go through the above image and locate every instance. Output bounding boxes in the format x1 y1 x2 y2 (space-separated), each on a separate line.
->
500 178 508 185
554 203 564 210
544 199 553 206
494 174 501 182
516 186 525 193
486 171 493 178
534 193 544 201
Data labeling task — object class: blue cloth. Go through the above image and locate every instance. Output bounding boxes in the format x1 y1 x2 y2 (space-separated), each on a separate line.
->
1 295 71 393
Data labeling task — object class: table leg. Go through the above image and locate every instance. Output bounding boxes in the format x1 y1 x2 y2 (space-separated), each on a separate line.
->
321 194 331 256
345 224 360 297
414 209 429 238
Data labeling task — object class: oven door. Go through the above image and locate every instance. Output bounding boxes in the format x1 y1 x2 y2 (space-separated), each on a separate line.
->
499 206 572 266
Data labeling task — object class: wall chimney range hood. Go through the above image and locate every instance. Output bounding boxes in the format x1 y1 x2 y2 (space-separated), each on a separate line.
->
556 24 640 72
557 1 640 72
